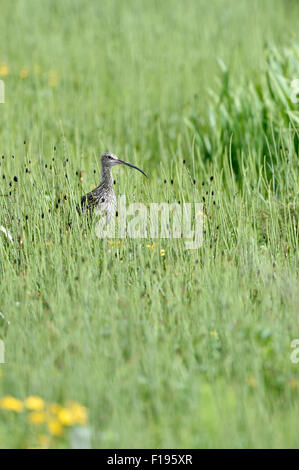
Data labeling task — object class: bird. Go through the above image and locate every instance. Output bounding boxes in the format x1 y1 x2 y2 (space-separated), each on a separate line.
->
81 152 147 222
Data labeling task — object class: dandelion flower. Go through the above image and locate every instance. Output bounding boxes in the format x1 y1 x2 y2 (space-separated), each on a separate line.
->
0 396 23 412
289 378 298 390
34 65 42 74
67 401 88 425
57 408 74 426
20 67 29 79
247 376 257 388
48 402 63 415
0 62 9 76
48 418 64 436
29 411 47 425
210 330 218 338
37 434 51 448
49 71 58 88
160 248 165 256
25 396 45 411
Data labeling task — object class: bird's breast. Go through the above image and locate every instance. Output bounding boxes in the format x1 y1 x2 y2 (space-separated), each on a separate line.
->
95 189 116 220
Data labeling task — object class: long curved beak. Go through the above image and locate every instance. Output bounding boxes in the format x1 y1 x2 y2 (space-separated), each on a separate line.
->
116 159 148 178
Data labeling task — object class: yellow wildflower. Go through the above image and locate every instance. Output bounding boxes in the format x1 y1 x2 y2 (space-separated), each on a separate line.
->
146 244 154 249
289 378 298 390
29 411 47 425
49 71 57 88
160 248 165 256
0 62 9 76
48 402 63 415
25 396 45 411
34 65 42 74
37 434 51 448
67 401 88 425
48 418 64 436
210 330 218 338
20 67 29 79
247 376 257 388
57 407 74 426
108 241 114 246
0 396 23 412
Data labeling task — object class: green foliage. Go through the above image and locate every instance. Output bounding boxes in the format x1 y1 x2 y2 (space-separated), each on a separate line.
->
0 0 299 448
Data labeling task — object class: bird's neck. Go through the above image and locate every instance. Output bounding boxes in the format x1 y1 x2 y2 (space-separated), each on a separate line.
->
100 166 112 186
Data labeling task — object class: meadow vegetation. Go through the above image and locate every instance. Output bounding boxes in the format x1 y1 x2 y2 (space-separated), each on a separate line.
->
0 0 299 448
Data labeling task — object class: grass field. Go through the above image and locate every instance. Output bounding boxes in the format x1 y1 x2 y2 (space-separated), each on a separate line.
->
0 0 299 448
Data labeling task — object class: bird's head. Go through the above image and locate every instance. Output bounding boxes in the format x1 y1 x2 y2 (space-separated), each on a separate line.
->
100 152 147 177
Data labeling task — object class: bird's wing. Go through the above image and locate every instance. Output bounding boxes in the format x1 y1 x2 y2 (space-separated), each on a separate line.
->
81 190 98 211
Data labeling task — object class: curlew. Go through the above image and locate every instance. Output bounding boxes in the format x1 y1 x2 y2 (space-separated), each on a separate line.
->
81 152 147 221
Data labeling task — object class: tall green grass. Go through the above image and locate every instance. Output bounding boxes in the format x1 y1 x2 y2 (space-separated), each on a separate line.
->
0 0 299 448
